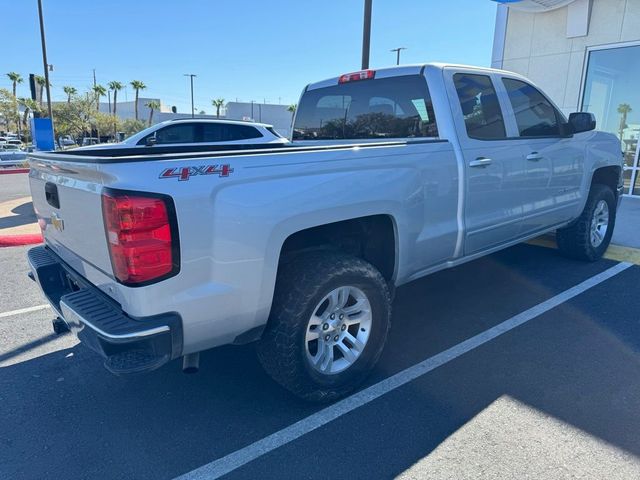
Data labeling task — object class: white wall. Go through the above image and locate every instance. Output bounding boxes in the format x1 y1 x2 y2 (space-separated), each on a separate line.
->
497 0 640 115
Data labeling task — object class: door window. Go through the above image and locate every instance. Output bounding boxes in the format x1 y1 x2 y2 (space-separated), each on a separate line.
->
154 124 197 144
453 73 506 140
201 124 262 142
502 78 560 137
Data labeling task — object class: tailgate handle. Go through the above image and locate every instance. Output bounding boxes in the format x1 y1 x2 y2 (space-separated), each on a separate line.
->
45 182 60 209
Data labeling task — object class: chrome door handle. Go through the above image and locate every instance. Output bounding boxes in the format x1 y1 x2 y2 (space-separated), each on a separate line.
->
526 152 543 161
469 157 492 167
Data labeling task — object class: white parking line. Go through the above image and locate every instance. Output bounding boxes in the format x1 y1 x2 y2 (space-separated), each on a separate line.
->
174 261 633 480
0 304 50 319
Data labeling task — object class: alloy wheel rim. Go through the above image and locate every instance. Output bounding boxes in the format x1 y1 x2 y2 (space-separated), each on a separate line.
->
305 286 372 375
590 200 609 248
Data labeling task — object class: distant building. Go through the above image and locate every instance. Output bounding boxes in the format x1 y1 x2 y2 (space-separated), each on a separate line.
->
492 0 640 197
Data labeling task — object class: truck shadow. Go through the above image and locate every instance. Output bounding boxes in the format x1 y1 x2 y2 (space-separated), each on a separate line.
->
1 245 638 480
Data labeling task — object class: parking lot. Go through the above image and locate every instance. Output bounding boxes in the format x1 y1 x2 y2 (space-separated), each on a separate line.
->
1 174 640 479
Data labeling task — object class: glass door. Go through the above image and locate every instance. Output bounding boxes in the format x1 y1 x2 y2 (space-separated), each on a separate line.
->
582 43 640 196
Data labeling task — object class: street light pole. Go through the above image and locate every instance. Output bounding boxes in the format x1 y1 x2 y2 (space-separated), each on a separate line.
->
390 47 407 65
184 74 196 118
37 0 53 125
361 0 372 69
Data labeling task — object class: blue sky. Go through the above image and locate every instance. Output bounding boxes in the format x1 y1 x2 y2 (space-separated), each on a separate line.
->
1 0 497 114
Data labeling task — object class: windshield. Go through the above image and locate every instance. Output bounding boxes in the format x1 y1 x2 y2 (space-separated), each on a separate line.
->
293 74 438 140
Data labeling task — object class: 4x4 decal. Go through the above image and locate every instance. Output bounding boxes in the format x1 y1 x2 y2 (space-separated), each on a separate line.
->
159 164 234 181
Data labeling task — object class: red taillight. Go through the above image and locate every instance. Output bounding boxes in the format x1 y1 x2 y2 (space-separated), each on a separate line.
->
101 190 177 285
338 69 375 84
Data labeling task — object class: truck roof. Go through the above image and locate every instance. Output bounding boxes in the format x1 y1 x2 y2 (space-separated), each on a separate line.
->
305 62 520 91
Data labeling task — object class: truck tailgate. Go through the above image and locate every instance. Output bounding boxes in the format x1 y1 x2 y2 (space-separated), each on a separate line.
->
28 156 113 277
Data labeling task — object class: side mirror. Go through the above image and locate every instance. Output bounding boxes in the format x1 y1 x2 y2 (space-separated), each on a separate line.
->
568 112 596 134
145 135 157 147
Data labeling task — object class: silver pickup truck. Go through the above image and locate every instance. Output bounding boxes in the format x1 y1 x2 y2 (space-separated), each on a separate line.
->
27 63 623 401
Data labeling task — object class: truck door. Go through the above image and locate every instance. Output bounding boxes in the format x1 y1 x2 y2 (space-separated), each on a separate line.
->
499 77 585 233
446 70 526 255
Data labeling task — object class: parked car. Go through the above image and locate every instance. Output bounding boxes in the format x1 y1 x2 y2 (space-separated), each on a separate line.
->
0 144 28 165
7 139 23 148
76 118 288 152
81 137 100 147
27 63 623 401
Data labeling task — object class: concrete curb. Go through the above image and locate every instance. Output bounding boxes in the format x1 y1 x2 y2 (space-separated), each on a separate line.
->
0 233 43 247
527 236 640 266
0 168 29 175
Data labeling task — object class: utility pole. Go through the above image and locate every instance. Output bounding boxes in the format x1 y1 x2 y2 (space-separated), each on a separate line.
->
93 68 96 88
390 47 407 65
361 0 373 69
184 74 196 118
37 0 54 125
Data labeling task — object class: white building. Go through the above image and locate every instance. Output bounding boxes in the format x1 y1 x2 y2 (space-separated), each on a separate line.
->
492 0 640 197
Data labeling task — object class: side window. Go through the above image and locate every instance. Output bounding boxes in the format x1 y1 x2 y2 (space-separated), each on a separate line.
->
453 73 506 140
201 124 263 142
502 78 560 137
154 124 197 144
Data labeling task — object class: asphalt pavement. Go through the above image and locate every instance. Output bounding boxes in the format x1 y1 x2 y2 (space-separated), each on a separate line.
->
1 242 639 479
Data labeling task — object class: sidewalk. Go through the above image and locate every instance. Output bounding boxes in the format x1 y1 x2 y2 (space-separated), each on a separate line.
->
612 196 640 249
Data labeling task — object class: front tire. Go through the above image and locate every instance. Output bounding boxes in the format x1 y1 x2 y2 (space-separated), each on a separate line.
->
556 184 616 261
257 251 391 402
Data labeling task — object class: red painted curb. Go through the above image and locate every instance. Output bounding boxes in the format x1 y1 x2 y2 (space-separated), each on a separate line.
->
0 168 30 175
0 233 43 247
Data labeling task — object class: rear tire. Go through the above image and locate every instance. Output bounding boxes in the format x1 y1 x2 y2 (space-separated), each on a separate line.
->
556 184 616 262
257 251 391 402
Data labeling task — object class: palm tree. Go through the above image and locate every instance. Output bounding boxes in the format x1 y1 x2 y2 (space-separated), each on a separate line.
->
18 97 39 130
130 80 146 120
617 103 632 143
63 86 77 103
287 104 297 114
7 72 23 97
108 81 124 117
145 100 160 126
211 98 225 118
93 84 107 111
34 75 47 107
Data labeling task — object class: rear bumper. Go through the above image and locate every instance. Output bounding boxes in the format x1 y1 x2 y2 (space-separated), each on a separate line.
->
27 245 183 374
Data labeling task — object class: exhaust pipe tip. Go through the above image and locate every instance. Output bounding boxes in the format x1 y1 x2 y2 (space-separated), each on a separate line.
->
182 353 200 374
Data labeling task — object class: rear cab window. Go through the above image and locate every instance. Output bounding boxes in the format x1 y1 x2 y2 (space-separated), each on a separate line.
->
293 74 438 140
453 73 506 140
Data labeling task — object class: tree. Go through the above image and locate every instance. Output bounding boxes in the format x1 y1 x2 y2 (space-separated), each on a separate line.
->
211 98 225 118
130 80 146 120
107 81 124 117
0 88 17 133
145 100 160 126
52 95 95 139
617 103 632 144
34 75 48 108
93 84 107 112
18 97 39 132
7 72 23 97
121 118 147 137
63 86 77 104
287 104 297 114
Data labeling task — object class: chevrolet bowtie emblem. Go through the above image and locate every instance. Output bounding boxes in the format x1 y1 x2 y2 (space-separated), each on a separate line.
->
51 212 64 232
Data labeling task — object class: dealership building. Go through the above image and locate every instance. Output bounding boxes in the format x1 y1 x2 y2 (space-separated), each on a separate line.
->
492 0 640 197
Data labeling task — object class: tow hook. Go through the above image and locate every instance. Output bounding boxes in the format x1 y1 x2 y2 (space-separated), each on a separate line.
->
182 353 200 374
52 317 70 335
